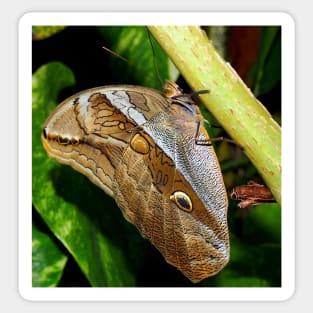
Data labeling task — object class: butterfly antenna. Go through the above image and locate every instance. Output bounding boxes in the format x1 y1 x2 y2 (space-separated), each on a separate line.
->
147 28 164 89
102 46 130 64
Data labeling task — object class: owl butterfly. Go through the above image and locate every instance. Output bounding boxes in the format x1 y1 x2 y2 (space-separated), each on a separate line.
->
42 80 229 283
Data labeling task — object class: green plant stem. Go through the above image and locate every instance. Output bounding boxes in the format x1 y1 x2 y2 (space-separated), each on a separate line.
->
148 26 281 204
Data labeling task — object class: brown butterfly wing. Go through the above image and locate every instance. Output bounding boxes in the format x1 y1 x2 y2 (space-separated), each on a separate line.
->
42 84 229 283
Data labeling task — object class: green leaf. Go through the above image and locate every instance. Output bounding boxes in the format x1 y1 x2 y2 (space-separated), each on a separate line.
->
32 222 68 287
32 26 66 40
224 203 281 287
242 203 281 244
252 26 281 96
98 26 179 88
32 62 136 286
213 270 270 287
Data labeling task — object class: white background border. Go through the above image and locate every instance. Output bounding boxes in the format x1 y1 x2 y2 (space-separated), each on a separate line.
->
19 12 294 302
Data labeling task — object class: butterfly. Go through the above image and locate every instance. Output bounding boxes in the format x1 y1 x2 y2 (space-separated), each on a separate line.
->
42 80 229 283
